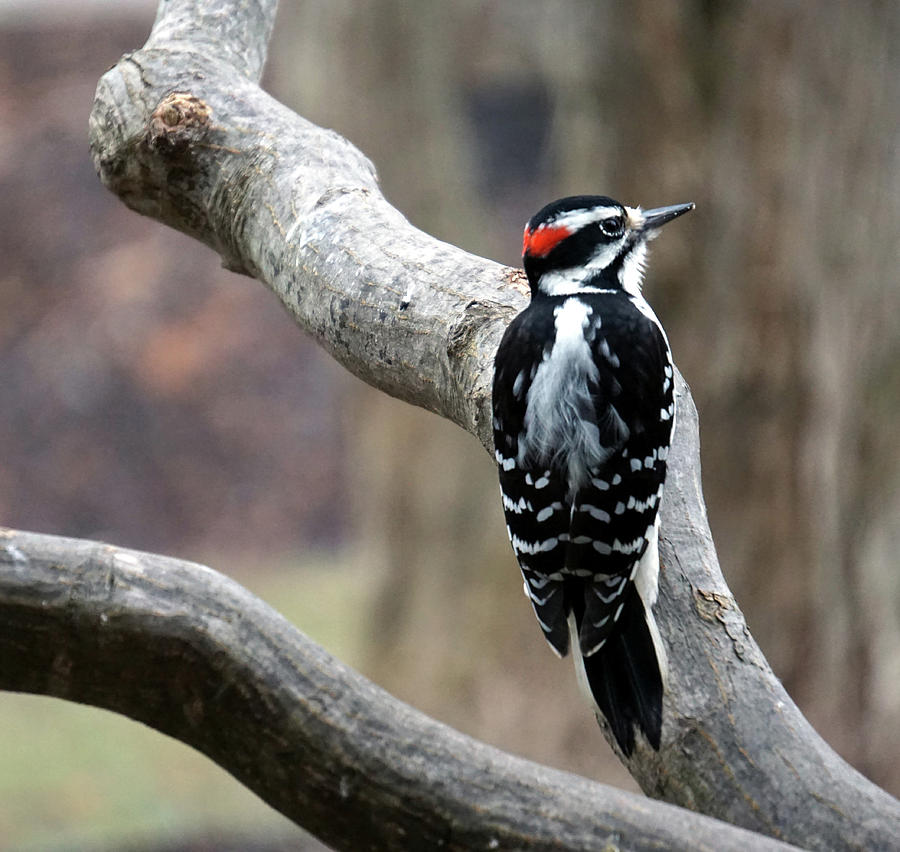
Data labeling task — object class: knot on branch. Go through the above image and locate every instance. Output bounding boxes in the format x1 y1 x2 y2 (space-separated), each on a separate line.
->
147 92 211 156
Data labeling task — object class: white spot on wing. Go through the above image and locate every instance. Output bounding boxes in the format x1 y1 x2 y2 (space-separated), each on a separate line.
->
536 502 563 522
527 573 555 589
593 585 622 604
512 370 526 399
579 504 611 522
528 586 559 606
512 535 560 555
612 536 645 555
502 493 532 514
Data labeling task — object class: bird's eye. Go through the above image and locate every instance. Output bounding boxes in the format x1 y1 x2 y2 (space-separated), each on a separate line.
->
599 216 624 237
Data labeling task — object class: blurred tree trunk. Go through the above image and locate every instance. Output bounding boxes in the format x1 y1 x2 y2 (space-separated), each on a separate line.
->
270 0 900 791
694 2 900 783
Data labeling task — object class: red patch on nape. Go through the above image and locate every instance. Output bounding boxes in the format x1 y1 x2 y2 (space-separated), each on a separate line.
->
523 223 572 258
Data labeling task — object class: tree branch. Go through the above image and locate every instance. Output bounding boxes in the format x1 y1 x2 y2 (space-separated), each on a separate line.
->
25 0 889 848
0 527 795 852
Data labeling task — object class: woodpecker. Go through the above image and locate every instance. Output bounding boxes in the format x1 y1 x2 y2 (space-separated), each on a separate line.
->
492 195 693 756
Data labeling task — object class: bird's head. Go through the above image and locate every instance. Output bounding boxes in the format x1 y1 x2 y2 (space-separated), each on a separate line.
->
522 195 694 299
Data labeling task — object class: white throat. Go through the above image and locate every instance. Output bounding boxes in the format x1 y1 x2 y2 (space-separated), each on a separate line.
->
618 241 647 298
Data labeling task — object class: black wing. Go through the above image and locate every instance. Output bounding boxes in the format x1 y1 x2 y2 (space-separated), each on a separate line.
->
492 304 572 654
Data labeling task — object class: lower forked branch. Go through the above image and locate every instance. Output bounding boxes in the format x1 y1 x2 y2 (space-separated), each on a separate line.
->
0 527 794 852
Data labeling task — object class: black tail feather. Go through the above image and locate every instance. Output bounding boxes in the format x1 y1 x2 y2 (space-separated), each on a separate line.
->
581 589 663 756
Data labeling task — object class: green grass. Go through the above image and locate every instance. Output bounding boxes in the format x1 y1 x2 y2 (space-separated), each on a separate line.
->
0 551 374 851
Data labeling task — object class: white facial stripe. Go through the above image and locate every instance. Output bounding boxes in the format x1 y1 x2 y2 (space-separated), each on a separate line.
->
549 206 623 232
587 240 622 272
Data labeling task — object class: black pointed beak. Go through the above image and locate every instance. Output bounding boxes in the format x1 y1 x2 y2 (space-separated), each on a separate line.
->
641 202 694 232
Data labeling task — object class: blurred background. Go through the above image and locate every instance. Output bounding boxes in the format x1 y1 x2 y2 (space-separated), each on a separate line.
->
1 0 898 849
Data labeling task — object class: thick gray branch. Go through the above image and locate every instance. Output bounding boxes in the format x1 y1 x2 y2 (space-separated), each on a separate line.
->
57 0 900 849
0 528 795 852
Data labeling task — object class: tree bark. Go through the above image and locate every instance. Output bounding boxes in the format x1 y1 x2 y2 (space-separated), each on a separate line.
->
3 0 889 848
